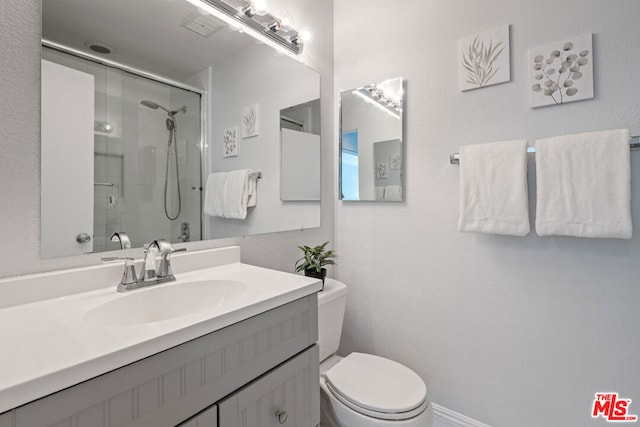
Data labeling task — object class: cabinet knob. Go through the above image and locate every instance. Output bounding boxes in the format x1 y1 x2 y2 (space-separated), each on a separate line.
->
275 410 288 424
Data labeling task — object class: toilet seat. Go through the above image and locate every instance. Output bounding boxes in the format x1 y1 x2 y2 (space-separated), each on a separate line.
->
324 353 428 421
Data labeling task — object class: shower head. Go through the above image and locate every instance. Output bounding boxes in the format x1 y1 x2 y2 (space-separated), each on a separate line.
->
141 100 170 113
140 100 186 116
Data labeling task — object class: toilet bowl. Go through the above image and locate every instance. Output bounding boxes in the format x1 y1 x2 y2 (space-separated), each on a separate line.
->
318 279 433 427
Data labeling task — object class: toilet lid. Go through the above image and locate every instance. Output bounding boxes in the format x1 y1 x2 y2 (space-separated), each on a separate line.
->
325 353 427 417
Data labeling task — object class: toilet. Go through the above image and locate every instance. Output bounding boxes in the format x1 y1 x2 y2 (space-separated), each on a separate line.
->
318 279 433 426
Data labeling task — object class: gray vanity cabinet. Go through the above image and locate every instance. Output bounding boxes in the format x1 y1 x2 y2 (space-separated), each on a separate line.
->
0 295 319 427
178 405 217 427
219 346 319 427
178 405 218 427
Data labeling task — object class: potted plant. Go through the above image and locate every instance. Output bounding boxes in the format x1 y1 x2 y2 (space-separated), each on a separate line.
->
294 241 336 289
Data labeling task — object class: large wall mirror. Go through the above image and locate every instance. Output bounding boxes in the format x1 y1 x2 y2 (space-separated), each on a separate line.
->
41 0 321 258
339 77 404 201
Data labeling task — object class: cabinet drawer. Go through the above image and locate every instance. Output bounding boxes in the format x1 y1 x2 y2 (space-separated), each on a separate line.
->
4 295 318 427
178 404 217 427
219 345 319 427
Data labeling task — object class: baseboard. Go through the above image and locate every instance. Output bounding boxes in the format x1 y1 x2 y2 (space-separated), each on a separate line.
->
432 403 492 427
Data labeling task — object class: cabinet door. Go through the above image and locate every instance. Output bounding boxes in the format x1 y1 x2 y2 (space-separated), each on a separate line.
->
179 404 217 427
219 345 319 427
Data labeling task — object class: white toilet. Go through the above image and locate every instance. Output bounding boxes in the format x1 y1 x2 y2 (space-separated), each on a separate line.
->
318 279 433 427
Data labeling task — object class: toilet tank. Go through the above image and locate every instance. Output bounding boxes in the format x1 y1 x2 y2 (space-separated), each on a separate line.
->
317 279 348 362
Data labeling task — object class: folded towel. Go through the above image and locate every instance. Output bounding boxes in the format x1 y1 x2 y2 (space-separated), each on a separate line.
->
223 169 252 219
247 173 258 207
384 185 402 200
458 140 530 236
535 129 632 239
375 186 385 200
203 172 227 217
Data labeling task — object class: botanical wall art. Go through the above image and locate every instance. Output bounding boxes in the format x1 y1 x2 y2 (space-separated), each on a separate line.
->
390 152 402 170
376 162 389 179
460 25 510 91
241 103 260 138
528 33 593 108
223 126 238 157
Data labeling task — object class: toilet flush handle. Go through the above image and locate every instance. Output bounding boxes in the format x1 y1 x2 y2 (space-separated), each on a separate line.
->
275 410 288 424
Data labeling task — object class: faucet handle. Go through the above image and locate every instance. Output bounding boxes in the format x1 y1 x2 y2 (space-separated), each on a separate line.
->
157 246 187 279
101 256 139 291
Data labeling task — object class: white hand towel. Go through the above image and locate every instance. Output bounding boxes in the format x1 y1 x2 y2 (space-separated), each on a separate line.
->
375 186 385 200
223 169 251 219
247 173 258 207
535 129 632 239
384 185 402 200
458 140 530 236
203 172 227 217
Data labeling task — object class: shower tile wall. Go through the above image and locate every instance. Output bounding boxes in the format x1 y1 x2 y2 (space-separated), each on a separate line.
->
42 47 201 252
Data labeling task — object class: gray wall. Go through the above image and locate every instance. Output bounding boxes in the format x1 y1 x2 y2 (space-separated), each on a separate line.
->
334 1 640 426
0 0 334 278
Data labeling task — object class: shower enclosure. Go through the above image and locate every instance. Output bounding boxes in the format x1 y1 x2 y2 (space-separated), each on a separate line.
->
43 47 202 252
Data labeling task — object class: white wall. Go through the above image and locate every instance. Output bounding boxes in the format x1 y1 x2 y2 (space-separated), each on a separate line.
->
0 0 333 278
335 1 640 426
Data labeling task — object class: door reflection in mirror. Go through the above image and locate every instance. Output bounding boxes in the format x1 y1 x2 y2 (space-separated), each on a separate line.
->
280 99 321 202
340 130 359 200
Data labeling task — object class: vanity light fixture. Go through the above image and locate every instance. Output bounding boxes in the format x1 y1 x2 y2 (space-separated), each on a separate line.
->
353 84 403 119
184 0 305 56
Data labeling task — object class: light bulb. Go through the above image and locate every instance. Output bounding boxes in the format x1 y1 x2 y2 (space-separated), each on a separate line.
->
279 11 294 30
299 29 312 44
252 0 268 16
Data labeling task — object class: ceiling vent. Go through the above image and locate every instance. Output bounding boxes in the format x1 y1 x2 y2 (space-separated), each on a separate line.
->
181 10 225 37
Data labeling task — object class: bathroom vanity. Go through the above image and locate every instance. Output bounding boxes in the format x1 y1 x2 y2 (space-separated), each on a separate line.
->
0 247 321 427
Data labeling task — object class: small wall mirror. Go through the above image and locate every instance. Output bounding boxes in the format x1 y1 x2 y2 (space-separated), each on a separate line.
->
339 77 404 201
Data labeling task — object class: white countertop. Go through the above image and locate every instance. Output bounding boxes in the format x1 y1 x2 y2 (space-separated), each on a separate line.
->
0 251 321 413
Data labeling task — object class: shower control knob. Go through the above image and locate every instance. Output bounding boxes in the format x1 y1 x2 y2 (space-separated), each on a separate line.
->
275 410 288 424
76 233 91 244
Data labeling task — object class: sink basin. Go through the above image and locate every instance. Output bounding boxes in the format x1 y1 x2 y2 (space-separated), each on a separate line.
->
84 280 248 326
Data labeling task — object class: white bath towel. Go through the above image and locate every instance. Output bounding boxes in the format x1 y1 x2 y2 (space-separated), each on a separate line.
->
458 140 530 236
203 172 227 217
223 169 252 219
384 185 402 200
375 186 385 200
535 129 632 239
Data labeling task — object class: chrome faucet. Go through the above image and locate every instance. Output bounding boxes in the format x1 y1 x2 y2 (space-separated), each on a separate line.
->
110 232 132 249
103 239 186 292
140 239 186 282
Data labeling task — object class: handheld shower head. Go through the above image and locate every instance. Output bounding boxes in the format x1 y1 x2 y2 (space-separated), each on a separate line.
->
141 100 187 116
141 100 170 113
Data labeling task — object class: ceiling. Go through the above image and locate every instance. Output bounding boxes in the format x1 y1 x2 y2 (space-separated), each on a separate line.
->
42 0 258 81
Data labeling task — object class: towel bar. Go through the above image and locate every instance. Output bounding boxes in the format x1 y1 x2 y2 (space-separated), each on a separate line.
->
249 171 262 179
449 135 640 164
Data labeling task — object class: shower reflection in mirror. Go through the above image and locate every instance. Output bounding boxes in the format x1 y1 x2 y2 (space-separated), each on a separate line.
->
41 47 202 256
339 77 404 202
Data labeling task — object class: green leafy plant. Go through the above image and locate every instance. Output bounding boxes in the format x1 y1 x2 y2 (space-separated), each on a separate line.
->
295 241 336 273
